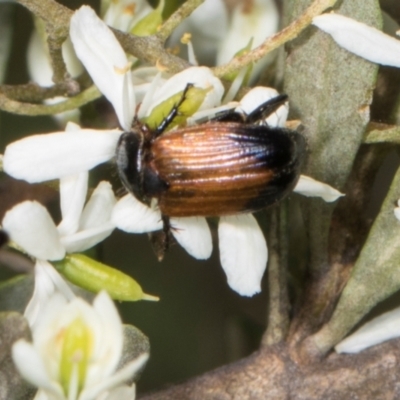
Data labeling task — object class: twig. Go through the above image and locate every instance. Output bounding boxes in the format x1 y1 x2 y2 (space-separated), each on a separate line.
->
47 33 69 84
262 206 290 346
0 85 101 116
0 80 83 102
302 163 400 358
364 122 400 144
156 0 205 42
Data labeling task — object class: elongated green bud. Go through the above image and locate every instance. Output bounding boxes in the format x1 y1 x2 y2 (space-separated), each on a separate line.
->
54 254 159 302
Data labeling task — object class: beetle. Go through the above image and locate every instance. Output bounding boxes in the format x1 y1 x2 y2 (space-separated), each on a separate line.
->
116 84 305 257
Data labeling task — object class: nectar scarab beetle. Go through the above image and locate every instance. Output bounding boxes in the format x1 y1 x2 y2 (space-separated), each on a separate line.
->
116 84 305 257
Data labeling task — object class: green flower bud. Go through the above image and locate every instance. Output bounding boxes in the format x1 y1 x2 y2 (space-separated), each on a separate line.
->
54 254 158 302
223 38 254 83
131 0 165 37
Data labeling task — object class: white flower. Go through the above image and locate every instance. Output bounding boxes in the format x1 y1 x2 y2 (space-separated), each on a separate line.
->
335 306 400 354
168 0 228 65
2 158 116 326
12 291 149 400
3 6 343 298
217 0 279 82
312 13 400 68
2 178 116 258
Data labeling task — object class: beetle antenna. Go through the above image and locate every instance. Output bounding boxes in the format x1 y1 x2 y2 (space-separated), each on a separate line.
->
153 83 194 138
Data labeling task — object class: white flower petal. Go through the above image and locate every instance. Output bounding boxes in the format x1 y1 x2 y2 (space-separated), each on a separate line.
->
25 261 56 328
62 37 84 78
85 291 124 383
65 121 81 132
238 87 288 127
145 66 224 116
2 201 65 261
112 194 163 233
12 340 64 397
39 261 75 299
3 129 122 183
81 354 148 400
27 30 53 87
80 181 117 230
102 384 136 400
170 217 212 260
57 172 89 236
137 71 163 119
218 214 267 296
32 293 70 346
335 307 400 354
169 0 228 65
61 222 115 253
394 203 400 221
313 14 400 68
25 260 75 329
70 6 136 130
294 175 344 202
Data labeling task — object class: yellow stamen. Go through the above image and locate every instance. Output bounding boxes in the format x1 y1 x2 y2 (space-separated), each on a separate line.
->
59 317 93 396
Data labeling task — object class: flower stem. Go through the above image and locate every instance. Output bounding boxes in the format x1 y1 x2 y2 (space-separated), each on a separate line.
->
0 85 101 116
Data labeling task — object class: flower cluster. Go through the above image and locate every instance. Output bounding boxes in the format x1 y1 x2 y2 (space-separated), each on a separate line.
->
3 5 343 298
0 2 355 398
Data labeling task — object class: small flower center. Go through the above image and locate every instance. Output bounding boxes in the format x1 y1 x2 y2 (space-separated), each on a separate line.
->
59 317 93 396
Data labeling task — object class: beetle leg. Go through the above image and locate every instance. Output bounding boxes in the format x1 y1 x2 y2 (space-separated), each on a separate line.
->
246 94 288 124
149 215 172 261
153 83 194 138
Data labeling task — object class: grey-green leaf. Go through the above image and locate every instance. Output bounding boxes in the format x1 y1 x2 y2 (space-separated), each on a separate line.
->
0 312 35 400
